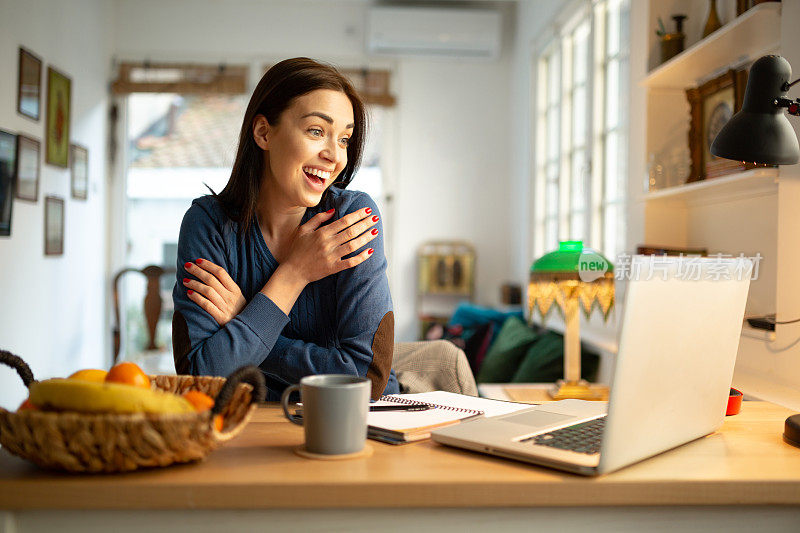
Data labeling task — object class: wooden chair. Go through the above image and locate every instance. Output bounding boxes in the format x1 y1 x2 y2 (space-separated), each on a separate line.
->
112 265 176 373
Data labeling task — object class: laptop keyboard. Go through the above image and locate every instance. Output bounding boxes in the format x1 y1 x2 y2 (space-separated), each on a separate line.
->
520 417 606 455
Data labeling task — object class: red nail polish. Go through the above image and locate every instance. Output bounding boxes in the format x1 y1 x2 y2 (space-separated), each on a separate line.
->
196 258 203 264
371 229 379 235
326 208 335 214
187 289 194 295
372 216 379 222
368 248 374 255
184 262 192 269
365 208 372 214
183 278 190 284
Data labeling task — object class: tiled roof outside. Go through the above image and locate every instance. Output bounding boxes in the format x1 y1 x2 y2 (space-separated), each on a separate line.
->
131 95 248 168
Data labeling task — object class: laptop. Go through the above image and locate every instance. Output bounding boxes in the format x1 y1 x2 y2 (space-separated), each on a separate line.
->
432 255 753 475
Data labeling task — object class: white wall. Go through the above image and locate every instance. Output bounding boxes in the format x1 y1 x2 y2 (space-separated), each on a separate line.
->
112 0 517 342
508 0 564 282
0 0 113 409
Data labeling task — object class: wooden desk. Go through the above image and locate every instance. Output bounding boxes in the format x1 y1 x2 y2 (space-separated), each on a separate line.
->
2 402 800 532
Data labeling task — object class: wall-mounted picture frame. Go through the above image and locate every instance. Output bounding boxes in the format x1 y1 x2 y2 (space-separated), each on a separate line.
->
0 130 18 237
685 68 748 182
17 48 42 121
45 66 71 168
15 135 40 202
44 195 64 256
70 144 88 200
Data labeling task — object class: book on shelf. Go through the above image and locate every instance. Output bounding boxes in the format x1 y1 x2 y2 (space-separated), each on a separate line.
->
368 391 531 444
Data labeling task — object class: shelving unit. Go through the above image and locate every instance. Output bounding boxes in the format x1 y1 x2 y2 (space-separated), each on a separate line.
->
634 0 800 410
642 2 781 89
644 167 779 204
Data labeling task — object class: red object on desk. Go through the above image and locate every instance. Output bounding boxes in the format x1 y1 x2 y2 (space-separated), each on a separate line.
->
726 388 743 416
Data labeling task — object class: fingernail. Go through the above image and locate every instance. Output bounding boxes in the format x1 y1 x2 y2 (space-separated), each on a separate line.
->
371 229 379 235
372 216 379 222
187 289 194 295
196 258 204 264
183 278 190 284
184 262 192 269
365 208 372 214
368 248 374 255
326 208 335 214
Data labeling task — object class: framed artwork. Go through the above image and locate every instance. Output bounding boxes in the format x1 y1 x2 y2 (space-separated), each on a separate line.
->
45 66 71 168
0 130 18 237
685 69 748 182
44 196 64 256
70 144 88 200
15 135 40 202
17 48 42 121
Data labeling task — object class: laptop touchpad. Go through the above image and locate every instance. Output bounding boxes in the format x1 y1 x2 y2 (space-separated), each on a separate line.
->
502 410 575 427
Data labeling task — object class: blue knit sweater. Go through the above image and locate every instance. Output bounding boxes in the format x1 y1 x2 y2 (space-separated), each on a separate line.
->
171 188 399 401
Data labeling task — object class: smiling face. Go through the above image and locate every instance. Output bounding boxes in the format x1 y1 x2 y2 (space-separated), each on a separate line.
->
254 89 355 208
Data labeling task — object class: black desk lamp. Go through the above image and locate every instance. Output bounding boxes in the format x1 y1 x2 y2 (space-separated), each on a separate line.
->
710 55 800 448
711 55 800 164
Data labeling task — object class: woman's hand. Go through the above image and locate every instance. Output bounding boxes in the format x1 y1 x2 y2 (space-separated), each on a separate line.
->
183 259 247 326
283 207 381 285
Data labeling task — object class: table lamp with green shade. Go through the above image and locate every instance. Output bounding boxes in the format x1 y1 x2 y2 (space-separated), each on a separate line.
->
528 241 614 401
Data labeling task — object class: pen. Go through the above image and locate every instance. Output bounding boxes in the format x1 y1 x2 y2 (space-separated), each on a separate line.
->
370 404 432 412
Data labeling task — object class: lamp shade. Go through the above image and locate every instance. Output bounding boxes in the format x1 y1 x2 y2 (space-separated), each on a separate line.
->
528 241 614 320
710 55 800 165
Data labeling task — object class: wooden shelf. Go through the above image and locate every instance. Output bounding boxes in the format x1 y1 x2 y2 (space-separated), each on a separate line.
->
642 2 781 90
643 168 779 205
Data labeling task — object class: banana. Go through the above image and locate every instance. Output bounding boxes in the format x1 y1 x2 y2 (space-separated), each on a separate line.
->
29 378 196 415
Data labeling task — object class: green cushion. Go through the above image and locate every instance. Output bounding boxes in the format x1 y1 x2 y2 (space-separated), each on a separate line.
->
476 316 540 383
511 331 600 383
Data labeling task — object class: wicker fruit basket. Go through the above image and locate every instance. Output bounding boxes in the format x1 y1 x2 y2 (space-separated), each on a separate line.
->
0 350 266 473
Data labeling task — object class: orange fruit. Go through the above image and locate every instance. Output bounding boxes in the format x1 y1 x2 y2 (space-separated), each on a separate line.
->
105 362 150 389
214 414 224 432
17 398 38 411
182 390 215 412
68 368 108 382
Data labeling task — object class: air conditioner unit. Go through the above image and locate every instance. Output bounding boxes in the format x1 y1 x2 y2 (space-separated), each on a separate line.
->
367 6 501 60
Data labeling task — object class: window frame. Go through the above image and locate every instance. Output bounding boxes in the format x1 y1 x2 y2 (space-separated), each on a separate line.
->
531 0 630 260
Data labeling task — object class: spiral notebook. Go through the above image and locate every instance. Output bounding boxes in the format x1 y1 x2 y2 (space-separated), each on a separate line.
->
368 391 530 444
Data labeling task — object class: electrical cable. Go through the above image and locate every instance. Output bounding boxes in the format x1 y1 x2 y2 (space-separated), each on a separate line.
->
744 314 800 325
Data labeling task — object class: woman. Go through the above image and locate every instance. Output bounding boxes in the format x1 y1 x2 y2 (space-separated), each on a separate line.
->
172 57 399 401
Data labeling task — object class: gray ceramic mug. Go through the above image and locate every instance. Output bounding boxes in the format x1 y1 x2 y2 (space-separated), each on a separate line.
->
281 374 371 455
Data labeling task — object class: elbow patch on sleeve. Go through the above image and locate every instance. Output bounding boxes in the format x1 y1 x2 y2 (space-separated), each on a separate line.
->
367 311 395 400
172 310 192 375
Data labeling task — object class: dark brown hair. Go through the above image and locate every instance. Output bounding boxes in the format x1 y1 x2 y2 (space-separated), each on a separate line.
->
215 57 367 234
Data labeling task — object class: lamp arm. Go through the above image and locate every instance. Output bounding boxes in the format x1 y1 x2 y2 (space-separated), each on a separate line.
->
782 78 800 92
774 97 800 117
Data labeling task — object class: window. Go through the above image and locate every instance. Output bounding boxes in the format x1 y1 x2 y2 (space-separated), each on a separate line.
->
533 0 630 259
115 81 396 360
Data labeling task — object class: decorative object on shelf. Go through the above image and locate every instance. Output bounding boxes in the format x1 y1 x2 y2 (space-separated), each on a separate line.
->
528 241 614 401
736 0 750 16
15 135 40 202
45 66 71 168
418 241 475 295
17 48 42 121
646 147 691 191
711 55 800 165
416 241 476 339
645 152 664 191
44 195 64 256
656 14 687 65
70 144 88 200
686 68 748 182
636 245 707 256
702 0 722 38
501 283 522 306
0 130 18 237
